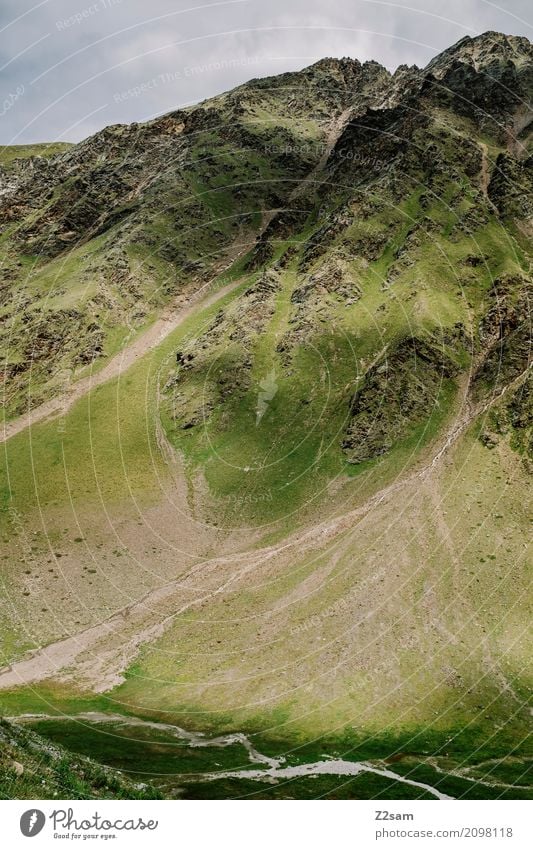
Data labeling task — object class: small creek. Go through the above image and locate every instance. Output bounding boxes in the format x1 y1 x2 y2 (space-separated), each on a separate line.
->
10 712 452 799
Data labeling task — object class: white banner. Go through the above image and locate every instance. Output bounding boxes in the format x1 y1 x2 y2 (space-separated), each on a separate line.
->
1 799 531 848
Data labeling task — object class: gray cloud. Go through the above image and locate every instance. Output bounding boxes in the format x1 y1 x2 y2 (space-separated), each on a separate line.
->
0 0 531 144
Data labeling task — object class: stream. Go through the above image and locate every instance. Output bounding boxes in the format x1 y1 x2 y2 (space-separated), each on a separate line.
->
9 712 453 798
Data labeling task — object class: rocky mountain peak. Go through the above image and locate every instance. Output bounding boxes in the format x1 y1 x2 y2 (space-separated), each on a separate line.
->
425 30 533 77
303 55 391 89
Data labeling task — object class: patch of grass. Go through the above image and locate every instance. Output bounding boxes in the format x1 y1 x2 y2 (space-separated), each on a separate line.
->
175 772 436 800
0 143 72 167
0 717 162 800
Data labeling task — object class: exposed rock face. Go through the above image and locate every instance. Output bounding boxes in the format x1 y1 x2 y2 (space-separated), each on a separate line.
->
488 154 533 217
480 368 532 462
342 338 460 464
474 274 532 395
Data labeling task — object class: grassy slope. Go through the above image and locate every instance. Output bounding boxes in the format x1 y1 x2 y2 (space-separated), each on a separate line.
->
104 429 531 731
0 717 161 799
160 176 527 525
0 143 72 166
0 278 251 657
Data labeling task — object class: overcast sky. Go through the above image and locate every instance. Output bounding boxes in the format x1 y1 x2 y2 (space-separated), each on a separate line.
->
1 0 531 145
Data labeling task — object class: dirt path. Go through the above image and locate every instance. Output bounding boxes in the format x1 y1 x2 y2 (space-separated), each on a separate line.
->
479 141 499 214
252 110 352 233
1 274 242 445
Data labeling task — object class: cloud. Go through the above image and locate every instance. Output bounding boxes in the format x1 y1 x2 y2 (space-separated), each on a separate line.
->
0 0 531 143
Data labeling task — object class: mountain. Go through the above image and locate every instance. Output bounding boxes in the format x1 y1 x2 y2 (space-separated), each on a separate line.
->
0 32 531 799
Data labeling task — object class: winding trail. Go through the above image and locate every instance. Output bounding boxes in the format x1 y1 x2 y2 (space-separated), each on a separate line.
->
427 756 532 792
0 378 479 690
